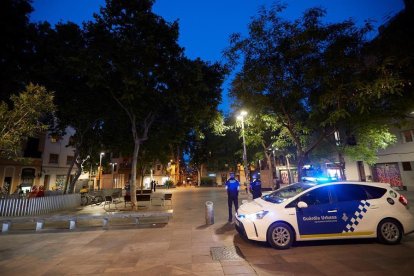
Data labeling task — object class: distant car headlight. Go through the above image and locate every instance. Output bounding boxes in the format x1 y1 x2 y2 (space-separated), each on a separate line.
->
246 210 269 220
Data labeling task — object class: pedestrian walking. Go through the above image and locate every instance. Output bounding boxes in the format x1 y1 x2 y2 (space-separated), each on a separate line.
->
225 172 240 222
152 180 156 192
250 172 262 199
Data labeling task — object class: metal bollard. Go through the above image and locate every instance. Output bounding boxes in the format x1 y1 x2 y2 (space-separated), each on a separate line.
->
205 201 214 225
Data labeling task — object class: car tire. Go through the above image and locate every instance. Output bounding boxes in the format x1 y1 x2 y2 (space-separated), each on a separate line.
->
267 222 294 250
377 218 403 245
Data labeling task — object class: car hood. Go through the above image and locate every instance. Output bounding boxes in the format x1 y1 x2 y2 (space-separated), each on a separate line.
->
238 198 269 215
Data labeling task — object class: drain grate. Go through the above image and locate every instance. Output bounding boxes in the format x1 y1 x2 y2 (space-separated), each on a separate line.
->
210 246 245 261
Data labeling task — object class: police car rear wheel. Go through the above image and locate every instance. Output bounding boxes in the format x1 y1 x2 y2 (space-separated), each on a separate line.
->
267 223 294 250
377 219 402 245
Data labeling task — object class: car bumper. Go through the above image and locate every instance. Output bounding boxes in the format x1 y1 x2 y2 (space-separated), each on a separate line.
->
235 218 248 238
234 215 267 242
400 213 414 235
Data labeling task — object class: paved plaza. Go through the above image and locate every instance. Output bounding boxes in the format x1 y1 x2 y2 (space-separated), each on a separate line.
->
1 187 414 275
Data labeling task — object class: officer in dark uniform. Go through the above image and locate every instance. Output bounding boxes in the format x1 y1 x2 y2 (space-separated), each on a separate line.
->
250 172 262 199
225 172 240 222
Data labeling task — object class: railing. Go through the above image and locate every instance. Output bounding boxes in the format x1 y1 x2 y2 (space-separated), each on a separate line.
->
0 194 81 217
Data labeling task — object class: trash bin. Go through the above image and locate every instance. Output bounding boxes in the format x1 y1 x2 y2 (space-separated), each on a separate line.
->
205 201 214 225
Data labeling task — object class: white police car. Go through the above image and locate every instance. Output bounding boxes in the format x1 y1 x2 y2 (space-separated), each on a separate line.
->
235 181 414 249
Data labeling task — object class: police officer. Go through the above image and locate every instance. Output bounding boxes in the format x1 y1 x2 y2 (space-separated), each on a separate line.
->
225 172 240 222
250 172 262 199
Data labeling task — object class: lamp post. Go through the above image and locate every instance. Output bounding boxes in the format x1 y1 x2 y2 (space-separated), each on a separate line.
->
97 152 104 190
237 111 249 190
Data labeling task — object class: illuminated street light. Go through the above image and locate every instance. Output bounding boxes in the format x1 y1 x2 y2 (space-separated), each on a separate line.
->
237 110 249 191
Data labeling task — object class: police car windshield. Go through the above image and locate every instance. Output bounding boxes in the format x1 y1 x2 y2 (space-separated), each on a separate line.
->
262 182 315 204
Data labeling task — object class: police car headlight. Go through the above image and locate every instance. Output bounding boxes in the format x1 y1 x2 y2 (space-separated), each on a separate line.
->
246 210 269 220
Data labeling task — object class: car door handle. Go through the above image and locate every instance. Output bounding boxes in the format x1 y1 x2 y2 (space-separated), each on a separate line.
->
328 210 337 213
370 205 379 209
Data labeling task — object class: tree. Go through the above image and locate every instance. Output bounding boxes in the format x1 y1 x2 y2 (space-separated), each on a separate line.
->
0 84 55 159
241 113 284 182
225 5 399 179
85 0 223 205
0 0 34 99
189 114 242 185
342 125 396 165
27 21 110 194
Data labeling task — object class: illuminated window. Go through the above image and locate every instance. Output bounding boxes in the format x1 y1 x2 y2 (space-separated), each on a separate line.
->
50 134 61 143
49 154 59 164
402 130 413 143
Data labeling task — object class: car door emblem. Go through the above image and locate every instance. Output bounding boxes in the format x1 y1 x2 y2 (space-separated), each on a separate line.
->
342 213 348 222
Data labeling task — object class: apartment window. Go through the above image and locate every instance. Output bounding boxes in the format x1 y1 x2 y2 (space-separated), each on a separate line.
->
402 162 412 171
402 130 413 143
49 154 59 164
49 134 61 143
66 156 74 165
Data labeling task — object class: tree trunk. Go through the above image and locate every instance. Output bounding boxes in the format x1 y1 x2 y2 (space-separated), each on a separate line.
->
68 160 82 193
197 167 201 186
63 150 79 194
130 137 140 207
296 152 306 182
261 142 274 187
139 165 147 194
265 152 273 186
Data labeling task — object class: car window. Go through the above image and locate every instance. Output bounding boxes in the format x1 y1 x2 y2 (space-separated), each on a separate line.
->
334 184 368 202
363 185 386 199
297 186 331 206
262 182 315 204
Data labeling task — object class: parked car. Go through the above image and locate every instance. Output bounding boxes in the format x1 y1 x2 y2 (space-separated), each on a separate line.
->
235 181 414 249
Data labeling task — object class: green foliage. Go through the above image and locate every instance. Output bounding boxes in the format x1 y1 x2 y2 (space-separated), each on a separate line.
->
0 84 55 159
344 126 396 165
164 179 174 187
225 3 406 178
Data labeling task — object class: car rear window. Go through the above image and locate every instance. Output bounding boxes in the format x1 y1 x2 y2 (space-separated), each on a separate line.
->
363 185 387 199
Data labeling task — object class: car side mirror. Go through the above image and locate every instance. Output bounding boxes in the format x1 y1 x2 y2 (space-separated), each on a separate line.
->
297 201 308 209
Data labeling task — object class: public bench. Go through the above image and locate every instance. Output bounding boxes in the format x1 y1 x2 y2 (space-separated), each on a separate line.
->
0 209 173 233
136 194 151 208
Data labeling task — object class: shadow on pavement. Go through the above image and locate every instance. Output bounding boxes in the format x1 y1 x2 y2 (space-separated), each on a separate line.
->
215 222 236 234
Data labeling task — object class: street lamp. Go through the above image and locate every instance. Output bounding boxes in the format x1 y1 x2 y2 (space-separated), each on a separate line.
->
97 152 104 190
110 162 117 188
237 110 249 190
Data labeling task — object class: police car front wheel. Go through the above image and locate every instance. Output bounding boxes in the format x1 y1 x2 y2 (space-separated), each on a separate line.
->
267 222 294 250
377 218 403 245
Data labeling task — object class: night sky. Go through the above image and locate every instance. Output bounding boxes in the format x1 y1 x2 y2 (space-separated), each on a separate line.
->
30 0 405 113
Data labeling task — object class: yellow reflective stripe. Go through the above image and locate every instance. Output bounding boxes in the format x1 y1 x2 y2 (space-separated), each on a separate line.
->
300 231 374 239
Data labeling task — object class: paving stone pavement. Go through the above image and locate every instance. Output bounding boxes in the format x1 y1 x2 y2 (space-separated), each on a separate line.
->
1 187 414 275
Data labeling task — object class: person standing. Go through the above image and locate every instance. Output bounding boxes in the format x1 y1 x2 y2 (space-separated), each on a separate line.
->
225 172 240 222
250 172 262 199
274 177 281 190
152 180 156 192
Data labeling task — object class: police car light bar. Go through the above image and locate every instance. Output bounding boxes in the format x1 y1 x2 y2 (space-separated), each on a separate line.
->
302 176 337 184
